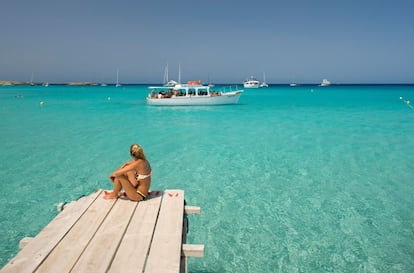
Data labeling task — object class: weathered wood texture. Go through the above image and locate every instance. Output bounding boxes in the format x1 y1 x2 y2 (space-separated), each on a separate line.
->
1 189 203 273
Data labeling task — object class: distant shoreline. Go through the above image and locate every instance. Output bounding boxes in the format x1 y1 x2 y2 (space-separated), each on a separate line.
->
1 80 413 86
0 80 98 86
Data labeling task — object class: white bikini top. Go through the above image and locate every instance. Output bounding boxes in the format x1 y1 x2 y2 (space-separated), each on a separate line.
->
135 172 152 181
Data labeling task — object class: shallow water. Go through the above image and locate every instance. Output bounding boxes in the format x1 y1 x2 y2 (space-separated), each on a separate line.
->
1 84 413 272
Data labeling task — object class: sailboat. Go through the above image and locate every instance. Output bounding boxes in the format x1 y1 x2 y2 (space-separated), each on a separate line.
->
30 72 35 86
207 74 215 87
260 72 268 88
115 69 121 87
163 63 178 87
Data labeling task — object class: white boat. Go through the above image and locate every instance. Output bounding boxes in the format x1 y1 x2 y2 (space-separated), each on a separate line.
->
259 73 269 88
162 63 179 87
30 72 35 86
289 83 298 87
243 76 260 88
207 75 215 87
115 69 121 87
320 79 331 86
164 80 178 87
146 82 243 106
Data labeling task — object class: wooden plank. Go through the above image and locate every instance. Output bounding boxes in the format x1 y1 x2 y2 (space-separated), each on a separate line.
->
2 189 203 273
182 244 204 257
145 190 184 273
184 206 200 215
107 191 163 273
35 191 116 273
69 198 138 273
0 190 102 273
18 237 33 249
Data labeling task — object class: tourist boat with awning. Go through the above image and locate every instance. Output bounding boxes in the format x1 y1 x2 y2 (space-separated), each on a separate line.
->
146 81 243 106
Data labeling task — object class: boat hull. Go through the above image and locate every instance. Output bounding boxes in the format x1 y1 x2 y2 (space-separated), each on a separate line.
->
243 82 260 88
147 91 243 106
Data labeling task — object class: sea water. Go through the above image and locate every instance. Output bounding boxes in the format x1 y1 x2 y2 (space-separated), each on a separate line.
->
0 84 413 272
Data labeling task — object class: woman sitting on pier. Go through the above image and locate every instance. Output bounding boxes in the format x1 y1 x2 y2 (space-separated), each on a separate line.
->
104 144 152 201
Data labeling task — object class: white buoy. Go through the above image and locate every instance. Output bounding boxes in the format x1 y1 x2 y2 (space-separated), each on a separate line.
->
39 101 44 106
107 97 111 101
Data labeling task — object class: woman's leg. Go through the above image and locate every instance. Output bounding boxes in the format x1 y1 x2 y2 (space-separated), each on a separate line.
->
117 176 144 201
103 177 123 199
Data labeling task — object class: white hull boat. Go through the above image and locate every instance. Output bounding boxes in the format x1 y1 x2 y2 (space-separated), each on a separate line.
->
320 79 331 86
147 82 243 106
260 72 269 88
243 76 260 88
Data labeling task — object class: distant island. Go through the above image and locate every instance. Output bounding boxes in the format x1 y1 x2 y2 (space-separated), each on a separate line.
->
0 80 97 86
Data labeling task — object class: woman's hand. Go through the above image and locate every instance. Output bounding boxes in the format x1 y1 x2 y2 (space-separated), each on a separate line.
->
109 174 115 182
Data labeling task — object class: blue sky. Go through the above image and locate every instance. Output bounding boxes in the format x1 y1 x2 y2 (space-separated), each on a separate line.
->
1 0 413 84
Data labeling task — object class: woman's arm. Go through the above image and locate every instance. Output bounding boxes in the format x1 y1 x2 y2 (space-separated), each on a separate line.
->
120 161 133 168
110 160 139 178
126 171 138 187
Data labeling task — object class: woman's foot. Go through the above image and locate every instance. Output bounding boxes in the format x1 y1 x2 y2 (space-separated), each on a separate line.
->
103 190 119 199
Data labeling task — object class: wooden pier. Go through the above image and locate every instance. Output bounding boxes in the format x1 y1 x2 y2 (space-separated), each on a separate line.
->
1 189 204 273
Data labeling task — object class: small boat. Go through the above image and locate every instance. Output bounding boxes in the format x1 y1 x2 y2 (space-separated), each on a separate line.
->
146 82 243 106
289 83 298 87
163 64 174 87
243 76 260 88
164 80 178 87
320 79 331 87
30 72 35 86
259 72 269 88
115 69 121 87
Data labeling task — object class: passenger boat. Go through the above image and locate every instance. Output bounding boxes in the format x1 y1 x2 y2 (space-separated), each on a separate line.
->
243 76 260 88
146 81 243 106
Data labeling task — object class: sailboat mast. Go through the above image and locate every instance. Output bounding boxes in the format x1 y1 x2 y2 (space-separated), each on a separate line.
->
164 63 169 84
116 68 121 87
178 63 181 84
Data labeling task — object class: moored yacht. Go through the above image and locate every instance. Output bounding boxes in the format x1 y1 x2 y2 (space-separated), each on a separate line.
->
243 76 260 88
259 72 269 88
320 79 331 86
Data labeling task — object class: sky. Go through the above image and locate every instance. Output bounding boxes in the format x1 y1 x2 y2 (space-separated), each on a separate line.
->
1 0 413 84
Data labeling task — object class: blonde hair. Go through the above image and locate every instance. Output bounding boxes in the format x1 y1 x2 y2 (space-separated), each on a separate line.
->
130 144 147 160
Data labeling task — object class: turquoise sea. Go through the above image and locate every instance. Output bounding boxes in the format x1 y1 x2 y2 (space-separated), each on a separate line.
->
1 84 413 272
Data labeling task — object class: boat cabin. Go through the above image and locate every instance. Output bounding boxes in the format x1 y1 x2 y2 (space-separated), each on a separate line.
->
148 83 220 99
